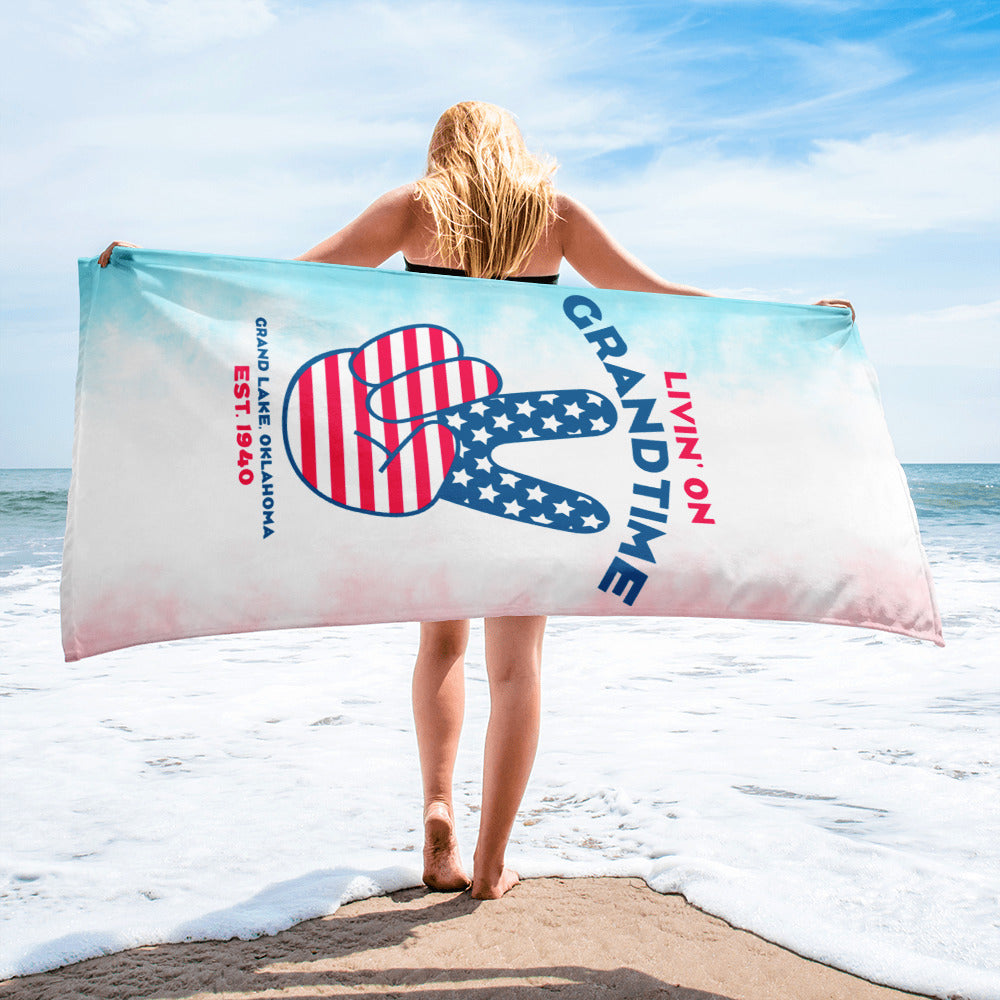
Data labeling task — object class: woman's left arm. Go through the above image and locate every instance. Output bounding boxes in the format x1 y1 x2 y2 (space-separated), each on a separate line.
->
296 185 416 267
814 297 855 322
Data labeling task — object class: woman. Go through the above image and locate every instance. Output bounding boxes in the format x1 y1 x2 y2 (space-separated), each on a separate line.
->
101 100 852 901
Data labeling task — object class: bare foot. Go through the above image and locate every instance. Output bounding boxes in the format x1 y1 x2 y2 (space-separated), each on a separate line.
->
422 802 471 891
470 866 520 899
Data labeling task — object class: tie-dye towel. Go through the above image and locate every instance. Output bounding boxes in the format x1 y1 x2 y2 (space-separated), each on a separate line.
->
61 249 941 660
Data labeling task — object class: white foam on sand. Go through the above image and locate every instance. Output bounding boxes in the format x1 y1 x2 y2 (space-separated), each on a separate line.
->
1 542 998 999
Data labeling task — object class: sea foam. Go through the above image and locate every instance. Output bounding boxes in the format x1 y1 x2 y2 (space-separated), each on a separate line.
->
1 468 998 998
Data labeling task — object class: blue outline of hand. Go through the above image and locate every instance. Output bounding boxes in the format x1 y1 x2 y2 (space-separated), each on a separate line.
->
285 324 617 533
432 389 617 533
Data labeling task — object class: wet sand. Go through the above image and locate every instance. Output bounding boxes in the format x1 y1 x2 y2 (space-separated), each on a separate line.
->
0 876 931 999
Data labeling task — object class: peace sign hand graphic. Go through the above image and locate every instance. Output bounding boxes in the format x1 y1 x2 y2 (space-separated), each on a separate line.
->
283 325 617 534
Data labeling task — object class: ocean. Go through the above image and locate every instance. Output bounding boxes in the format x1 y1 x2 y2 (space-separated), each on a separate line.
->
1 464 998 998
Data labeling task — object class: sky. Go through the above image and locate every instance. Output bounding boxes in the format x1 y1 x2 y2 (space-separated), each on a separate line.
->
2 0 997 465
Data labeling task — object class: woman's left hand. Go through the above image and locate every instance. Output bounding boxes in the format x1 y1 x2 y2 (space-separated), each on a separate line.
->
814 298 855 322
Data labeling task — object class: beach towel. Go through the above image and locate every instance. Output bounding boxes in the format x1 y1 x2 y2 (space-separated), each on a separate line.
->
61 249 942 660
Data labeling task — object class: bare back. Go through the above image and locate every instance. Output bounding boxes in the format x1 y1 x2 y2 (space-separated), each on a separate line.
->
298 184 710 297
400 187 564 279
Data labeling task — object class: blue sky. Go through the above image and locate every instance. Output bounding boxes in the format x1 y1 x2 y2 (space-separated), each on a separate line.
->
2 0 997 464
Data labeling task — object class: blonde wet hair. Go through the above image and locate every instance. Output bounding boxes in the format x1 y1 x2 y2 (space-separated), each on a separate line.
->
414 101 557 279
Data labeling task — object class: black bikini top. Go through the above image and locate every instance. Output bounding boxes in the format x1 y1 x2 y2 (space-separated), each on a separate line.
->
404 257 558 284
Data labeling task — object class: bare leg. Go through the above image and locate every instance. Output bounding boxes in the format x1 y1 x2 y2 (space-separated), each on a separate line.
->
412 619 471 891
471 615 545 899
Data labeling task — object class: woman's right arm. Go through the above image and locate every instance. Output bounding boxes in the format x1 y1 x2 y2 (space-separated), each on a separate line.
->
296 185 416 267
557 194 712 297
98 185 416 271
98 241 139 267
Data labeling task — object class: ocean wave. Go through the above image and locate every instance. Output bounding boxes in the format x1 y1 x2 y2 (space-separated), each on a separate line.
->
0 489 68 515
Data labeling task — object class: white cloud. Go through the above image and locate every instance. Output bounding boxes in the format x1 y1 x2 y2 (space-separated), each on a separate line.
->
696 286 809 302
779 38 908 94
56 0 276 52
1 0 998 464
681 0 861 7
4 3 997 278
0 1 667 266
877 364 1000 462
573 129 1000 265
696 37 913 130
864 300 1000 368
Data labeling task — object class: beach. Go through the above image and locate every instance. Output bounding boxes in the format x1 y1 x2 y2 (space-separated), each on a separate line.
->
2 466 999 999
1 877 931 999
4 0 999 993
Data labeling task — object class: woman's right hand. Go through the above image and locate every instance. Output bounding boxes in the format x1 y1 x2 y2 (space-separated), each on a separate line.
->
99 241 140 267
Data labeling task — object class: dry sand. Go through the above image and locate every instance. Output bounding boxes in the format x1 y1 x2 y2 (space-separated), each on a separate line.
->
0 876 931 999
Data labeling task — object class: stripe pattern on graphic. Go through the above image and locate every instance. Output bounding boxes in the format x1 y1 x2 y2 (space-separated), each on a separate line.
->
286 326 498 513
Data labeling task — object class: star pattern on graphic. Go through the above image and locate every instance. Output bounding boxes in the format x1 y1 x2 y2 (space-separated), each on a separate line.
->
291 323 619 537
435 390 613 532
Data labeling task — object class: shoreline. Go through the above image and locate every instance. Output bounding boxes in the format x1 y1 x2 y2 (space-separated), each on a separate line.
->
0 876 933 999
